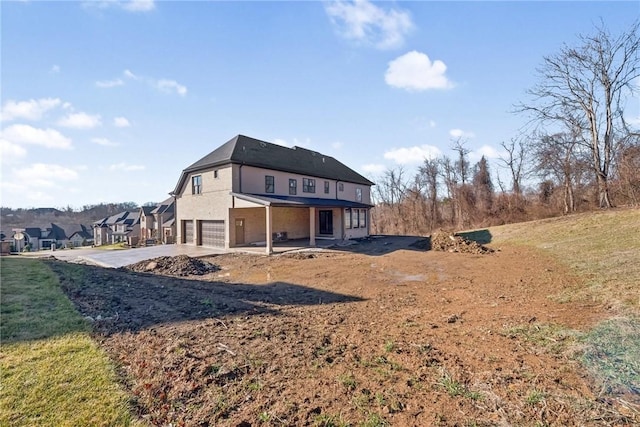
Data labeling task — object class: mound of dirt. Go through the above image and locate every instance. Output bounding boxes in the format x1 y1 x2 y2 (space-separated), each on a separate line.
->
124 255 220 276
431 230 494 254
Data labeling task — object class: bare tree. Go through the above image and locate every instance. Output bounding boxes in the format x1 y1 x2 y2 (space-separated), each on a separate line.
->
418 158 441 230
451 138 471 185
472 156 494 217
534 132 582 213
519 20 640 208
498 138 528 195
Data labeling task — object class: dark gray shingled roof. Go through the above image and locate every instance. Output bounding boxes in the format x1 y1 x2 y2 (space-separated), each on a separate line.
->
173 135 374 194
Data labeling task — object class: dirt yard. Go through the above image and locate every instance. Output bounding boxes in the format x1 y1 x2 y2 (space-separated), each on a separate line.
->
46 239 637 426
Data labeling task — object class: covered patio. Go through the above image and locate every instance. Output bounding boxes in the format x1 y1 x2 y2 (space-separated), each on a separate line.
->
229 193 371 254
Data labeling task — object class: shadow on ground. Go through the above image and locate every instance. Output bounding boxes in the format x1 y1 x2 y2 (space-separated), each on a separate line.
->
45 260 365 336
324 235 428 255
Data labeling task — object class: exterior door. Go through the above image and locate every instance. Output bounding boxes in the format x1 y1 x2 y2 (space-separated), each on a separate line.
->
235 218 245 245
319 210 333 235
182 220 193 244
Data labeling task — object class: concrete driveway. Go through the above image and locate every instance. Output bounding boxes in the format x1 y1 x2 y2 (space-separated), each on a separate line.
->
33 245 226 268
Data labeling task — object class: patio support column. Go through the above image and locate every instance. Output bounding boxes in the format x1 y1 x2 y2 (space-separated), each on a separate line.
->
265 205 273 255
309 207 316 247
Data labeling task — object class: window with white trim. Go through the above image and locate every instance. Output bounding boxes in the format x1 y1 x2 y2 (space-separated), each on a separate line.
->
324 181 330 194
359 209 366 228
289 178 297 195
345 208 351 229
355 187 362 202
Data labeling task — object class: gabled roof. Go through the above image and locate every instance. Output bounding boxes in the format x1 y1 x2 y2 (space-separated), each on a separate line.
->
93 211 140 228
151 197 175 215
140 206 155 216
172 135 374 194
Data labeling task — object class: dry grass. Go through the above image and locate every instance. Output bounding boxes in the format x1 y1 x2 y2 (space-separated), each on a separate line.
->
489 208 640 403
490 207 640 312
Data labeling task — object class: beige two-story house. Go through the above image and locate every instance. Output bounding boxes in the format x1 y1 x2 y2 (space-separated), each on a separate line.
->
171 135 374 253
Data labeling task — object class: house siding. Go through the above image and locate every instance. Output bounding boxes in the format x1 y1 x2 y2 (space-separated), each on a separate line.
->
176 164 233 247
174 140 373 251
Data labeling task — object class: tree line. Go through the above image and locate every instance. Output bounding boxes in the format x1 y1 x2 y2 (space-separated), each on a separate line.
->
371 21 640 235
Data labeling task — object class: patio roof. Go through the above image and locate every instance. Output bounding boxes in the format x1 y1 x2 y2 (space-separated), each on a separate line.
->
230 192 373 209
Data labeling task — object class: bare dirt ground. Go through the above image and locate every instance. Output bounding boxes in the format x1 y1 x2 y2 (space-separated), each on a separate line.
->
46 239 638 426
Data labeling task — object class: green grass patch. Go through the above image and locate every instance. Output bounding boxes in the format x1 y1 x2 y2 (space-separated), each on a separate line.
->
580 317 640 396
0 257 140 426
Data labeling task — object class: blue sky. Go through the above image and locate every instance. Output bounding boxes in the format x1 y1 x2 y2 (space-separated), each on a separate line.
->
1 0 638 209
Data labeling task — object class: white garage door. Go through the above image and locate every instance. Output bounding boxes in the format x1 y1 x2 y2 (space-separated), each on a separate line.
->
200 220 225 247
182 220 194 244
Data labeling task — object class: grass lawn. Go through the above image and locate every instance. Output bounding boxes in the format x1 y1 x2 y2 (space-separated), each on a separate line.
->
0 257 141 426
490 207 640 398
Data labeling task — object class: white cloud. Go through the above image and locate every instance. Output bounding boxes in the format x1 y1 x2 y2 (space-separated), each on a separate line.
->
120 69 187 96
113 116 130 127
384 144 442 164
325 0 413 49
96 78 124 88
361 163 386 174
331 141 343 150
449 128 475 139
122 0 155 12
82 0 155 13
470 144 506 162
14 163 79 189
91 137 120 147
1 124 72 149
156 79 187 96
123 69 139 80
50 65 61 73
0 139 27 163
57 112 102 129
1 98 62 122
626 114 640 127
385 51 454 91
107 162 145 171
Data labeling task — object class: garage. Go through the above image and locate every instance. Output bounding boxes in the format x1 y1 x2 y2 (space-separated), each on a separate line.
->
182 220 194 244
199 220 225 247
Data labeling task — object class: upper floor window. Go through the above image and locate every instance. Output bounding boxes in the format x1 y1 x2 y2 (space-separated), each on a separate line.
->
324 181 330 194
289 179 297 195
355 187 362 202
265 175 275 193
192 175 202 194
214 170 219 179
338 183 344 192
303 178 316 193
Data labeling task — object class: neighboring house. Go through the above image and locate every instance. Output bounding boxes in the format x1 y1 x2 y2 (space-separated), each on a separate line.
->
66 224 94 247
171 134 374 254
139 198 176 244
11 223 92 251
93 211 140 246
152 197 176 244
139 206 156 241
